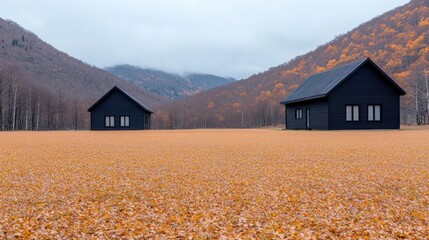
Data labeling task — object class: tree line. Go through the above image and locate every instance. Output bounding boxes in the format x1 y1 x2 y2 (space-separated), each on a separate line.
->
0 65 87 131
1 63 428 131
410 69 429 125
152 69 429 129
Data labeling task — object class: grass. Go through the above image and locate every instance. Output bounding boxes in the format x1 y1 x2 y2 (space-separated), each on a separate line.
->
0 128 428 238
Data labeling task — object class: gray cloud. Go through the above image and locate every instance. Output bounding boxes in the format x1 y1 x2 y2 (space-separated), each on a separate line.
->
1 0 409 79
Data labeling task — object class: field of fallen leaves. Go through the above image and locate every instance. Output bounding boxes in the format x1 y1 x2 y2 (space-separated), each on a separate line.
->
0 128 428 238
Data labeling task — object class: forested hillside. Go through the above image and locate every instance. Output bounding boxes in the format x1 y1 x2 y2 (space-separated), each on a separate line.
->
0 18 165 130
106 65 235 100
154 0 429 129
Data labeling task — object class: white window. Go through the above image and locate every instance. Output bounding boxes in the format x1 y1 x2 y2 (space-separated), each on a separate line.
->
295 109 303 119
105 116 115 127
368 105 374 121
346 105 359 122
353 105 359 121
120 115 130 127
374 105 381 121
368 105 381 122
346 105 352 121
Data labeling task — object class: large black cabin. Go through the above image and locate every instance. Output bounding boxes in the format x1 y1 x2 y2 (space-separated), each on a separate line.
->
281 58 406 130
88 86 153 130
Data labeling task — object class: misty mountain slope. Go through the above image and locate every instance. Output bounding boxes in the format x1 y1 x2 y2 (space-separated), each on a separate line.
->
106 65 235 100
184 73 236 91
154 0 429 129
0 18 166 108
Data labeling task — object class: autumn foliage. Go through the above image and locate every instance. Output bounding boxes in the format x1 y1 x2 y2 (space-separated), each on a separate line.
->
0 129 428 238
155 0 429 128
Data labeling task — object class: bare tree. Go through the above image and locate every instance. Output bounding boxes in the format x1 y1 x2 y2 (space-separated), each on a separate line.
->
415 81 419 124
425 69 429 123
36 94 40 131
11 70 20 131
0 70 3 130
24 87 31 130
73 97 78 130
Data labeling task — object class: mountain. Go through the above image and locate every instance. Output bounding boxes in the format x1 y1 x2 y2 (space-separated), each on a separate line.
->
184 73 236 92
0 18 166 130
153 0 429 129
106 65 235 100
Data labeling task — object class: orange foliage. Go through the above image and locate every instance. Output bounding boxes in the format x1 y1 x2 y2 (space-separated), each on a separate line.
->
326 59 338 69
207 100 215 109
380 24 396 35
324 45 338 55
315 66 326 73
394 71 411 81
351 31 360 41
289 84 299 90
274 83 285 91
386 59 402 70
232 102 241 108
418 17 429 27
389 44 402 52
256 91 272 102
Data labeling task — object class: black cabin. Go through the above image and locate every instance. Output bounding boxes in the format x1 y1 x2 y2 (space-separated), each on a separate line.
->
281 58 406 130
87 86 153 130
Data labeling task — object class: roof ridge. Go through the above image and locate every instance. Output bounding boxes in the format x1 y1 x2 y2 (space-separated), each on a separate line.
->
87 85 153 113
281 57 404 105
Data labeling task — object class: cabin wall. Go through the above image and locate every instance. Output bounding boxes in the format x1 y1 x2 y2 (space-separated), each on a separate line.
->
286 98 329 130
90 90 151 130
328 64 401 130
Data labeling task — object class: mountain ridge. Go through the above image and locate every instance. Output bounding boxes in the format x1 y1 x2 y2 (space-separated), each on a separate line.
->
106 64 235 100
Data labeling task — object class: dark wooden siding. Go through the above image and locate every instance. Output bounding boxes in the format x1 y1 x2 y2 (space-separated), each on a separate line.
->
90 89 151 130
286 98 329 130
328 64 400 130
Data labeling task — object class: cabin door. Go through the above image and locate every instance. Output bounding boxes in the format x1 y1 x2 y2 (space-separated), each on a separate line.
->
306 108 310 129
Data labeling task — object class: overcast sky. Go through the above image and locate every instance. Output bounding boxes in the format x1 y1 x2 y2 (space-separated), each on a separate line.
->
0 0 409 79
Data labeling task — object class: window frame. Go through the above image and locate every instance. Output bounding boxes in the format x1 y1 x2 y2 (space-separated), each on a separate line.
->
105 115 115 127
120 115 130 127
368 104 382 122
346 104 360 122
295 108 303 119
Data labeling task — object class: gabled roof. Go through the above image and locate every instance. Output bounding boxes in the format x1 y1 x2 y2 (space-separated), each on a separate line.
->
87 86 153 113
281 58 406 105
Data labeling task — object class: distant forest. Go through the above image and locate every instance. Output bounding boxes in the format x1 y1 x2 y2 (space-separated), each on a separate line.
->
0 65 85 130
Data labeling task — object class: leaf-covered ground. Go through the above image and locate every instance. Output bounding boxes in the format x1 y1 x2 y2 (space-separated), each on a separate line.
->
0 128 428 239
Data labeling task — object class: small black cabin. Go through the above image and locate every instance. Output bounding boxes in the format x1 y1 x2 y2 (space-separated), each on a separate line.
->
281 58 406 130
88 86 153 130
